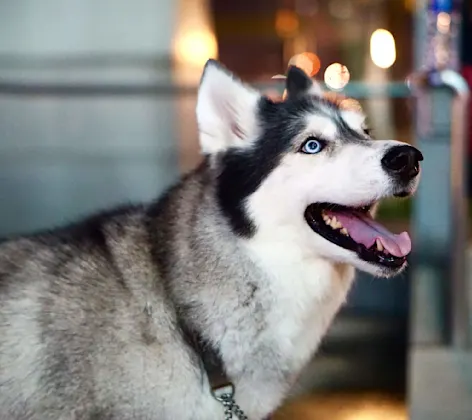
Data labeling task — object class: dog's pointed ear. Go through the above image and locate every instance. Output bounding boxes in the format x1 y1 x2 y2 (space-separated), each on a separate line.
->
286 65 323 98
196 60 261 155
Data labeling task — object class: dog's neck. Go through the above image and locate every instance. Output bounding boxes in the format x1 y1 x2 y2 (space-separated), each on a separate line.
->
155 164 355 418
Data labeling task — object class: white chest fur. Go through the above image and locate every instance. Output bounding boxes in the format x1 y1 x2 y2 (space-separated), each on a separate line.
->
225 239 355 417
251 241 354 368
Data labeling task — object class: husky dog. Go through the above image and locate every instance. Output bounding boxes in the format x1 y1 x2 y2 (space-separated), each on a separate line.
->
0 60 422 420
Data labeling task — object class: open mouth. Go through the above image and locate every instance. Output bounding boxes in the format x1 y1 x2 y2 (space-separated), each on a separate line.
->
304 203 411 269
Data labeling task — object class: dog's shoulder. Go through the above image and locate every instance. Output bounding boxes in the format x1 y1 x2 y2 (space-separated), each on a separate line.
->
1 203 141 245
0 199 200 419
0 204 153 293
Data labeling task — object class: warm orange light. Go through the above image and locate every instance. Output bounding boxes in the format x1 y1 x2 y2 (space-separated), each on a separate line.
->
264 89 283 102
288 54 312 76
271 51 321 100
404 0 415 12
302 52 321 76
174 30 218 68
288 52 321 77
275 9 299 38
339 98 363 112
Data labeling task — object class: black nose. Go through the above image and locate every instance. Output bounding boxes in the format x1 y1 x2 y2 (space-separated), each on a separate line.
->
381 145 423 182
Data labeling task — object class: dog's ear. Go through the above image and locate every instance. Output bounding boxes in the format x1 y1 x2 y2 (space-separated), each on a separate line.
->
196 60 261 155
286 65 323 98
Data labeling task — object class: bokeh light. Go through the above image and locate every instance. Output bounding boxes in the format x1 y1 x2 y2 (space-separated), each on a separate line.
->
271 51 322 100
264 89 283 102
370 29 396 69
404 0 415 12
322 93 363 113
302 52 321 76
288 52 321 76
324 63 350 90
339 98 363 112
275 9 299 38
323 91 346 106
437 12 451 34
174 30 218 68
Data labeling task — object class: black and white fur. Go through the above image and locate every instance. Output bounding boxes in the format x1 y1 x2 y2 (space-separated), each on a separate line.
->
0 60 420 420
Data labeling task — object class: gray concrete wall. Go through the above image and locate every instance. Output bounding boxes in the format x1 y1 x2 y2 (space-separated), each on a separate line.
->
0 1 180 236
0 0 174 56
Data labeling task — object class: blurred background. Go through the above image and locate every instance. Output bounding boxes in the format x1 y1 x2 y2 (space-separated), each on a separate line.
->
0 1 471 419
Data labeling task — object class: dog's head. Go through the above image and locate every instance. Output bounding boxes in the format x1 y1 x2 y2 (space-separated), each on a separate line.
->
196 60 422 278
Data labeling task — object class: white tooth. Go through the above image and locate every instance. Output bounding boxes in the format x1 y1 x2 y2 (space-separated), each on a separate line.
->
376 239 384 252
330 217 342 229
340 228 348 236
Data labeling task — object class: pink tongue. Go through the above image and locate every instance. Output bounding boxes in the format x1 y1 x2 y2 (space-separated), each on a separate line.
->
327 210 411 257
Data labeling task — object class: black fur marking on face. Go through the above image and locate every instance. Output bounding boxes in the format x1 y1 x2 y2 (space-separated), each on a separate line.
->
216 93 369 237
335 113 369 143
217 95 324 237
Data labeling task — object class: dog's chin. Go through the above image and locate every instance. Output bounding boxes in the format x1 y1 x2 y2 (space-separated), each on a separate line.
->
351 256 407 278
304 202 410 278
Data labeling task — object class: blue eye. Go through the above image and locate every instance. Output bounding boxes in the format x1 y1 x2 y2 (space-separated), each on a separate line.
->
301 137 325 154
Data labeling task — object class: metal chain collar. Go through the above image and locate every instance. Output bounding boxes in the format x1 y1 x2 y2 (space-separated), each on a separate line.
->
212 384 248 420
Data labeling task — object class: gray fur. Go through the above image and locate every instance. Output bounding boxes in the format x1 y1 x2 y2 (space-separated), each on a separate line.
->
0 160 308 420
